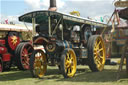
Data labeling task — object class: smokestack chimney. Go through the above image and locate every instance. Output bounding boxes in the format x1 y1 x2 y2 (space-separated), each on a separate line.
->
48 0 57 11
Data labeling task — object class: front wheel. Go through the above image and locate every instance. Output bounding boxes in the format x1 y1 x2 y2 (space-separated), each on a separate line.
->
29 49 47 78
60 48 77 78
87 35 106 72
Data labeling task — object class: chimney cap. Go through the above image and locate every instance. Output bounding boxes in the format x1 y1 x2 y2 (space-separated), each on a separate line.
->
48 0 57 11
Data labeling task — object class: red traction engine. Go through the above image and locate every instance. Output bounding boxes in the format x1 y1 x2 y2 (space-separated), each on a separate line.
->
0 24 33 72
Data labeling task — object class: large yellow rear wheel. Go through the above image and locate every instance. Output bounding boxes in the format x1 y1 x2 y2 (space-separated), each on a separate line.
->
60 48 77 78
87 35 106 71
30 49 47 78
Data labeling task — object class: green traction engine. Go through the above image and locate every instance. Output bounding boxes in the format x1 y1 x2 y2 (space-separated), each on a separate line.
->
19 10 107 78
19 0 107 78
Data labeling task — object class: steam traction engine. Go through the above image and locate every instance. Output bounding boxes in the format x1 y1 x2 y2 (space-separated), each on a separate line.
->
18 0 107 78
0 24 33 72
19 10 107 78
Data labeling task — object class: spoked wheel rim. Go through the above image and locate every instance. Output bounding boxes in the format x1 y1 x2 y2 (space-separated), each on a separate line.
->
93 37 106 71
64 49 76 77
33 50 47 78
21 44 33 69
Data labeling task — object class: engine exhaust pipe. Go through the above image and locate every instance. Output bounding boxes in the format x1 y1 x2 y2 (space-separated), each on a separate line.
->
48 0 57 11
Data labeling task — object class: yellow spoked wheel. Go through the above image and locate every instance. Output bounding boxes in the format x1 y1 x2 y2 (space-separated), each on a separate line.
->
87 35 106 72
60 48 77 78
30 49 47 78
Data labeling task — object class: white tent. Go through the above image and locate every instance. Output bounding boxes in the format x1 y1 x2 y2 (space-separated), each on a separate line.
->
0 24 32 32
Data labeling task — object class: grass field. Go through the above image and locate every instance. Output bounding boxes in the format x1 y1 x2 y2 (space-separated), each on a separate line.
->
0 65 128 85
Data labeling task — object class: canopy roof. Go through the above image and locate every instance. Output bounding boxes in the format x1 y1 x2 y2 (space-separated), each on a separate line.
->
19 10 107 27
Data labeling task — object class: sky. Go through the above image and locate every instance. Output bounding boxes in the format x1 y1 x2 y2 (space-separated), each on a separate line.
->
0 0 116 23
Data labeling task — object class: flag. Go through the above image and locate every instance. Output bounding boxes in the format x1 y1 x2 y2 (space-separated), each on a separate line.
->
100 17 104 22
5 19 8 24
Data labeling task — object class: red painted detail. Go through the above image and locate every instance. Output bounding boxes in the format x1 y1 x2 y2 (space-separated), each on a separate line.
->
29 40 33 44
8 36 20 50
2 53 11 62
0 47 7 54
50 37 56 41
36 40 43 44
0 40 5 45
34 37 49 44
21 48 29 69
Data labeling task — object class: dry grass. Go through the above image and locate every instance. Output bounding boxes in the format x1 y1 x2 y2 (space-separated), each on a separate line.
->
0 65 128 85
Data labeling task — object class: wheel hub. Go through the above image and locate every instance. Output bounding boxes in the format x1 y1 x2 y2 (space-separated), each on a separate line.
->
35 60 42 67
66 59 73 68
